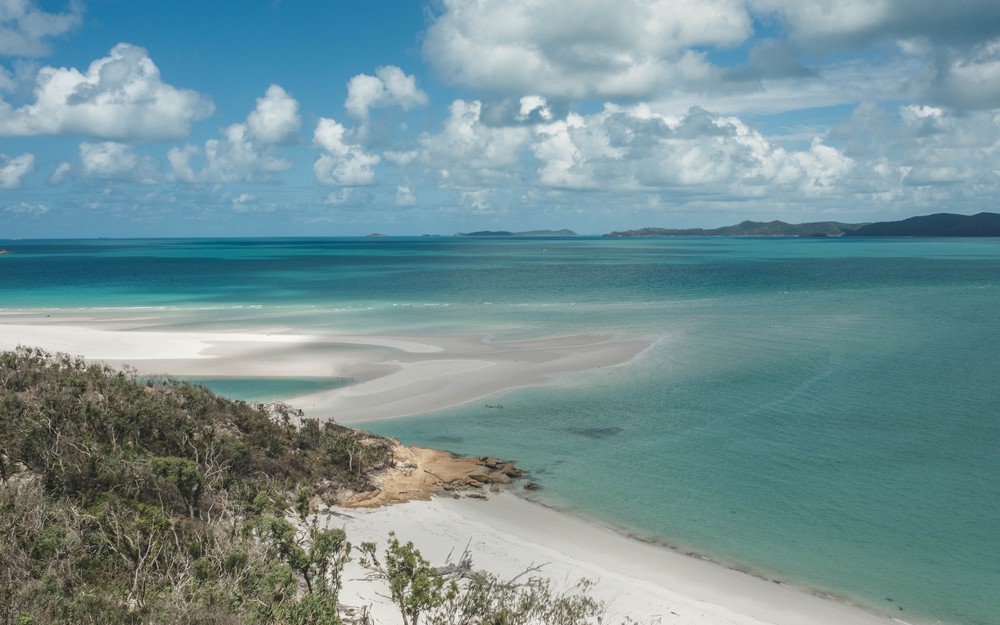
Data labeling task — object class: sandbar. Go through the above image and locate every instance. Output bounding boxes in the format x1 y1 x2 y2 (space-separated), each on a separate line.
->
0 311 648 423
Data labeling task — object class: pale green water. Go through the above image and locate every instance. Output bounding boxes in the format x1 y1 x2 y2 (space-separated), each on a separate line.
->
2 236 998 624
179 377 350 402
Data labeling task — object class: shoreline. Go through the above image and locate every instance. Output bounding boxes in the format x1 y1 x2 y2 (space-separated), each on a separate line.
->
487 491 921 625
332 490 913 625
0 311 920 625
339 439 915 625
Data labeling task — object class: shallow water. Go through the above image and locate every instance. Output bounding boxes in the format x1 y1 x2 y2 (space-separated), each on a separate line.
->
2 236 998 625
177 377 350 402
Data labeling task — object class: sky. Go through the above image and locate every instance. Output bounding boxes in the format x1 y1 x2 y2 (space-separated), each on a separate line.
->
2 0 1000 237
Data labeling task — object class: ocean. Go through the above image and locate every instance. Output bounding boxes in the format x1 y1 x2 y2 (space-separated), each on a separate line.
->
1 236 997 625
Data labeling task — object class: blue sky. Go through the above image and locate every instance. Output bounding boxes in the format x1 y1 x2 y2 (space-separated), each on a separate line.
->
2 0 1000 237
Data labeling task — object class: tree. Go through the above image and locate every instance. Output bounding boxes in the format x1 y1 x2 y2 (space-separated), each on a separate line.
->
150 456 205 518
359 533 457 625
253 486 350 600
92 501 172 613
426 573 607 625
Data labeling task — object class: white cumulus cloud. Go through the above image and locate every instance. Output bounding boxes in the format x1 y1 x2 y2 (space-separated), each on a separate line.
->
417 99 531 187
247 84 301 144
4 200 48 214
169 123 291 183
313 117 380 185
748 0 892 46
0 151 33 187
0 43 214 140
423 0 750 99
79 141 158 183
831 103 1000 192
231 192 274 213
394 184 416 206
422 0 1000 118
0 66 13 91
168 85 299 183
324 188 353 205
0 0 82 57
530 105 853 196
922 40 1000 110
48 160 71 185
749 0 1000 49
345 66 427 119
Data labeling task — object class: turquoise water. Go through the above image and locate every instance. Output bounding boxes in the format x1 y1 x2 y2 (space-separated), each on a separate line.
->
2 237 998 624
175 377 350 402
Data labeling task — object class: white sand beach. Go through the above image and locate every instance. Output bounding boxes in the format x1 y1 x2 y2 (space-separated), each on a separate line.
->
333 492 907 625
0 312 908 625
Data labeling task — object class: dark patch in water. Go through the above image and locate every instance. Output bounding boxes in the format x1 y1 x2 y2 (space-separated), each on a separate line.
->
568 426 624 439
425 435 464 444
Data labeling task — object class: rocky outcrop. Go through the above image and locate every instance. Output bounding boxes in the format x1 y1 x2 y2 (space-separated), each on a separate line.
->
487 471 513 485
340 440 530 507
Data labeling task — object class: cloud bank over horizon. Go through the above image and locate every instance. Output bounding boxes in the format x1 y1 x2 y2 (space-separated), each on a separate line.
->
3 0 1000 236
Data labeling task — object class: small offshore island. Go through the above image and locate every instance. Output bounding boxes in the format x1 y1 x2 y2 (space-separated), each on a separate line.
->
455 228 577 237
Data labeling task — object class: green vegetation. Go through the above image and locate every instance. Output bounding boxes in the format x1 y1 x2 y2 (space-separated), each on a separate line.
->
363 539 616 625
0 346 392 625
844 212 1000 236
360 533 457 625
0 347 629 624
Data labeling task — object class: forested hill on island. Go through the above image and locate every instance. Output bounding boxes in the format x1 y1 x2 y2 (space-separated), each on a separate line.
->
844 212 1000 236
604 220 866 237
604 212 1000 238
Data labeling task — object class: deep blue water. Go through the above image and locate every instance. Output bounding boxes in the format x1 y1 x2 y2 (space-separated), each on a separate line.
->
2 236 998 625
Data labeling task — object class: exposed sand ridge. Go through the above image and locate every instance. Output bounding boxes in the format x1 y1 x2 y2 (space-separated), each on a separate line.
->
0 311 648 423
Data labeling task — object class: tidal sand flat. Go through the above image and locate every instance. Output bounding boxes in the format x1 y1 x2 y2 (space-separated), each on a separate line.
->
289 333 651 422
0 313 648 423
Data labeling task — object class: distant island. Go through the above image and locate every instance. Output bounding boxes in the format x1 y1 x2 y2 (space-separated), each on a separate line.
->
605 212 1000 238
605 220 866 238
456 229 577 237
365 232 388 238
844 212 1000 237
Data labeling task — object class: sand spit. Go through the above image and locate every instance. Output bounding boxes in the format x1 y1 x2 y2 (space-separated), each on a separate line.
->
0 312 649 423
